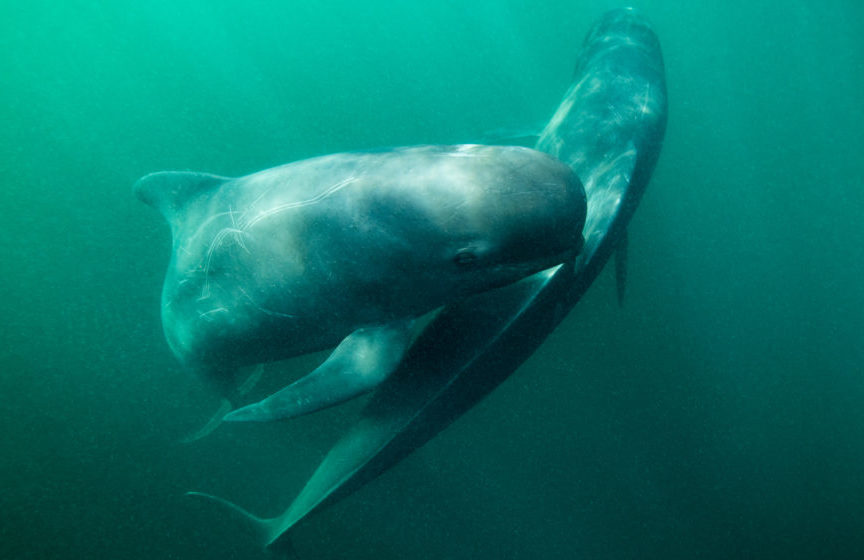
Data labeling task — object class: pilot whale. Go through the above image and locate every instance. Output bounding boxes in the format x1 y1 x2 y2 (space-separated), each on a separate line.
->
136 145 586 421
186 8 667 556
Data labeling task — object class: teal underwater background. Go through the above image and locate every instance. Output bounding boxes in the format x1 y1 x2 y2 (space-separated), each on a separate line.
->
2 1 863 558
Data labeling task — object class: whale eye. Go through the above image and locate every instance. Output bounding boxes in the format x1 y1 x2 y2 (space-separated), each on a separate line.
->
453 249 478 266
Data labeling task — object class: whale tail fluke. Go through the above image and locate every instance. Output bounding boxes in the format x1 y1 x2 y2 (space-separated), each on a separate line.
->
186 491 277 547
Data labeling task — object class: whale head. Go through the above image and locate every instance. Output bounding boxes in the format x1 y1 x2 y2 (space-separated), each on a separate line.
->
393 145 586 298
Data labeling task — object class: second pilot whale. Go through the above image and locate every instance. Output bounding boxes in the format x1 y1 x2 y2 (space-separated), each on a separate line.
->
136 145 586 422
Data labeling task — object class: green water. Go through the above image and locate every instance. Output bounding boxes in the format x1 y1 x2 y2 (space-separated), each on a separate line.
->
1 1 862 558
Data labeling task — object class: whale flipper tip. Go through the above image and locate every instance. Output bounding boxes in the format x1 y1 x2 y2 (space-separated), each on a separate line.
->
180 399 232 443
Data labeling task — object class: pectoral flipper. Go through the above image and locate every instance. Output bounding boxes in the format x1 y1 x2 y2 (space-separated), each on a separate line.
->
224 320 414 423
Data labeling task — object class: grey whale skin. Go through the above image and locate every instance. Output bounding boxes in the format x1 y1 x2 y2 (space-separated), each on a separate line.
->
186 7 668 555
136 145 586 420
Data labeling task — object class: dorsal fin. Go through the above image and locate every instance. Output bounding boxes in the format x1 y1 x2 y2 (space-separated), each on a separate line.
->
133 171 229 227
